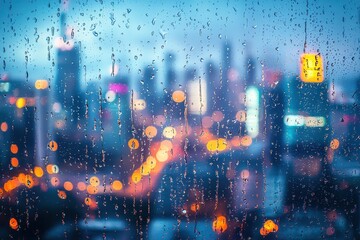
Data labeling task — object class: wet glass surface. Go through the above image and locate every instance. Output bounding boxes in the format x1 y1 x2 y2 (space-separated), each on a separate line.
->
0 0 360 239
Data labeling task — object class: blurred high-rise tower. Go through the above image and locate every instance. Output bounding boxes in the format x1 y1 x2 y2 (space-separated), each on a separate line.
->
53 12 84 131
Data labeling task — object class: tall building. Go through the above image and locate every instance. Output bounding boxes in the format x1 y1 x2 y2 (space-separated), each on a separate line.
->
263 73 285 167
51 12 88 171
282 76 330 207
164 52 177 91
53 13 84 131
205 61 218 113
140 64 159 115
184 67 202 125
103 75 132 151
34 80 50 167
216 42 232 113
164 52 185 122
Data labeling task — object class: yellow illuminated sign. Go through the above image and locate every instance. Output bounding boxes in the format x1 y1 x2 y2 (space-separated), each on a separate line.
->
300 53 324 83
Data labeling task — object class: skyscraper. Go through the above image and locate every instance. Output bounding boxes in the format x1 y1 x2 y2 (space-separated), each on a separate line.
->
141 64 159 115
53 13 84 131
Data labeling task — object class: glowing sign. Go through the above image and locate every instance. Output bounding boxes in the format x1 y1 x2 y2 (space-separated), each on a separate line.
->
284 115 325 127
284 115 305 127
0 82 10 92
304 116 325 127
109 83 128 94
187 79 207 115
300 53 324 83
245 86 259 138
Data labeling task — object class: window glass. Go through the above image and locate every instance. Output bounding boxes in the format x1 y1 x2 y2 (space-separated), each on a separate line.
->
1 0 360 239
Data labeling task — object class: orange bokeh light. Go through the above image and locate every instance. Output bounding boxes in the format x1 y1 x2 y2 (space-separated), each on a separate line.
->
1 122 8 132
111 180 123 191
128 138 140 150
144 126 157 138
77 182 87 191
50 176 60 187
9 218 18 230
34 166 44 178
10 144 18 154
63 181 73 191
10 157 19 167
48 140 58 152
212 215 228 234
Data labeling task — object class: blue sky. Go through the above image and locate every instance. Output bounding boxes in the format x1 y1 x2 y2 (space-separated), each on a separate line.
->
0 0 359 89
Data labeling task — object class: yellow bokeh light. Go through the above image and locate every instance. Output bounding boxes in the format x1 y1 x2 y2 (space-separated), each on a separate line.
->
146 156 157 169
16 98 26 109
35 79 49 90
89 176 100 187
128 138 140 150
163 126 176 139
156 150 169 162
140 163 151 176
263 219 278 232
206 138 227 152
206 140 217 152
160 140 173 151
144 126 157 138
212 215 228 234
34 166 44 178
131 170 142 184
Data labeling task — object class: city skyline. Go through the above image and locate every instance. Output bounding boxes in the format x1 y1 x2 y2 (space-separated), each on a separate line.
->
1 0 359 85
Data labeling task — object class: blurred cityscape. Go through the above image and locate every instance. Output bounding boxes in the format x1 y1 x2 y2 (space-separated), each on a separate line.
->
1 4 360 240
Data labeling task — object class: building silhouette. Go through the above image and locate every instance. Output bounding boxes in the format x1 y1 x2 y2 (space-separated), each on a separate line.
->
53 13 84 131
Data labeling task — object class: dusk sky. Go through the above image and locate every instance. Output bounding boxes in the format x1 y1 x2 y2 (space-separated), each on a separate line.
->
1 0 359 89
